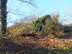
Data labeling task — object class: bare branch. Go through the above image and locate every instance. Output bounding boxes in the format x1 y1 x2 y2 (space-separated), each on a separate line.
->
18 0 37 7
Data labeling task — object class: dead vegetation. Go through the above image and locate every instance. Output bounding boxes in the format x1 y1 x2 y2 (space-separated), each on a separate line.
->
0 14 72 54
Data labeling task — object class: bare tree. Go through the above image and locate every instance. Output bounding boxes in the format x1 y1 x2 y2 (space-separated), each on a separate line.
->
0 0 36 35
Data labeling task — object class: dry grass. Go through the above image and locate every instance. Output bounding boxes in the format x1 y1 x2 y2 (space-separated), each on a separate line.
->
0 33 72 54
0 20 72 54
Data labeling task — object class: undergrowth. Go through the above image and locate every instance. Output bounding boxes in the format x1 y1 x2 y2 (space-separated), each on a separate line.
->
0 14 72 54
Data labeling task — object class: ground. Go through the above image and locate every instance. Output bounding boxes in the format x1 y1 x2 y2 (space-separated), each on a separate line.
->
0 33 72 54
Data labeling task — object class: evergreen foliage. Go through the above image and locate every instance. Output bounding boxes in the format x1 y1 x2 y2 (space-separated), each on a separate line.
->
30 15 51 32
30 14 64 38
63 26 72 34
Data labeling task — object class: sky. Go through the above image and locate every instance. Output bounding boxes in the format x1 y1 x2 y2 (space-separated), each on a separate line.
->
7 0 72 26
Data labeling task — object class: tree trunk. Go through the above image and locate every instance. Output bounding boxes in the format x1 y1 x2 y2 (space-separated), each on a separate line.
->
1 0 7 35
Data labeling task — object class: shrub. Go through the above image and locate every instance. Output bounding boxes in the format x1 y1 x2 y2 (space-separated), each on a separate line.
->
30 15 51 32
30 14 65 38
35 31 45 38
63 25 72 34
42 14 64 38
8 21 33 37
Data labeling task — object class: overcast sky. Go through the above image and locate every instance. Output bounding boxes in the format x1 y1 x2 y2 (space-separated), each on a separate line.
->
7 0 72 26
